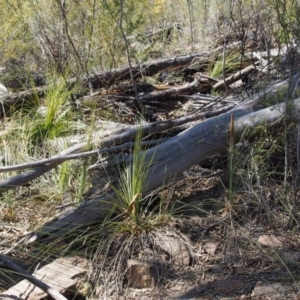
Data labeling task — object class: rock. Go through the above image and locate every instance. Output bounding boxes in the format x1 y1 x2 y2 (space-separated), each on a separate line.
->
210 278 245 296
127 259 159 288
252 281 288 299
280 250 300 263
203 242 218 255
257 234 286 247
154 232 191 265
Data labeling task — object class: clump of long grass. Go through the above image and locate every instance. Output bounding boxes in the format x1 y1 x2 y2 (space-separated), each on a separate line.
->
210 51 249 80
83 126 189 296
28 75 84 146
0 73 90 204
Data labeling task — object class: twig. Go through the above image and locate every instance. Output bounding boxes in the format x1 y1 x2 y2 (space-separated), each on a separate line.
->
118 0 144 116
2 235 29 255
222 25 232 92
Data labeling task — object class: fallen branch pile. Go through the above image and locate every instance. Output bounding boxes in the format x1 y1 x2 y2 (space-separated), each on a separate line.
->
0 39 297 240
31 76 300 239
1 27 300 299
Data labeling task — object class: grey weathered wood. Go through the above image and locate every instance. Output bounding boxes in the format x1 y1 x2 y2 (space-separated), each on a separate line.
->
0 43 242 119
212 64 256 91
0 105 233 191
0 254 68 300
1 256 87 300
32 75 300 239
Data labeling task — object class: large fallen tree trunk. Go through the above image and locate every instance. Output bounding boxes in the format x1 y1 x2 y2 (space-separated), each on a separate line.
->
31 76 300 240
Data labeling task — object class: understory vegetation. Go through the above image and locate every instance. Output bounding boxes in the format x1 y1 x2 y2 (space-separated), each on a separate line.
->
1 0 300 299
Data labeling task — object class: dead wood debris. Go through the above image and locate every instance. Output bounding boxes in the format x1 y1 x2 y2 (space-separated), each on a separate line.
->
0 35 298 299
0 38 292 184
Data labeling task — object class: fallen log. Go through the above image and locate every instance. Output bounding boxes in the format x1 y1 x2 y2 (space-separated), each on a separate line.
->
31 76 300 239
0 105 234 191
72 42 241 89
0 87 44 119
0 43 241 119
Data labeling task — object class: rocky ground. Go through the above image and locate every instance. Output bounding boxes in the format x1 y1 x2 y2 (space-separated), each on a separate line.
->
85 161 300 300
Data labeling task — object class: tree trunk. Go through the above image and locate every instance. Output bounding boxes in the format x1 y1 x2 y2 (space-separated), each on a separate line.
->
33 75 300 240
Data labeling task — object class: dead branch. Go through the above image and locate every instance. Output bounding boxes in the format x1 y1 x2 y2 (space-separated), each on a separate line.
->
139 77 216 103
1 74 296 195
0 139 168 172
0 123 130 192
0 43 241 120
71 42 241 89
212 64 257 91
0 105 234 190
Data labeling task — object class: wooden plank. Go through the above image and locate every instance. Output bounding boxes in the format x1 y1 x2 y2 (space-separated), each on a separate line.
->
1 256 88 300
